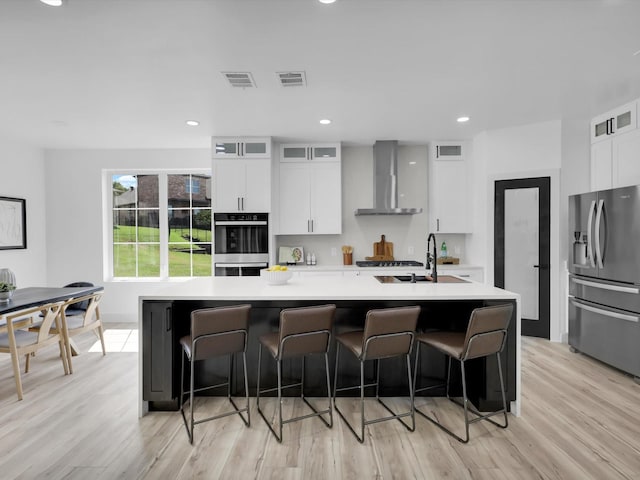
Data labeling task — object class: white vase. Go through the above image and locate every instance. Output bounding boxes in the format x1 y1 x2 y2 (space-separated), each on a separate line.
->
0 291 12 303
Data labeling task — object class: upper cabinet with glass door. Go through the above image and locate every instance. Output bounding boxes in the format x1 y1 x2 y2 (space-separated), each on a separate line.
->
280 143 340 162
212 137 271 159
590 101 637 143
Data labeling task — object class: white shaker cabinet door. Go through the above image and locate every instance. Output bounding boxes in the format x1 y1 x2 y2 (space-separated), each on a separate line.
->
244 160 271 212
613 128 640 189
214 160 246 212
309 163 342 234
279 163 312 234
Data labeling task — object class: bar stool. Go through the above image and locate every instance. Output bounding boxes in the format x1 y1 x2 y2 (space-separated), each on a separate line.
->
179 304 251 444
333 305 420 443
413 303 513 443
256 304 336 443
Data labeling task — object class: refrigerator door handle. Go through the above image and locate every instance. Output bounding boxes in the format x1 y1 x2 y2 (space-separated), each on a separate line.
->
586 200 596 268
570 298 639 323
594 199 605 268
571 277 640 294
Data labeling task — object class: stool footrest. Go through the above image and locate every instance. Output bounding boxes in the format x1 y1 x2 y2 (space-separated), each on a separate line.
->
258 380 303 396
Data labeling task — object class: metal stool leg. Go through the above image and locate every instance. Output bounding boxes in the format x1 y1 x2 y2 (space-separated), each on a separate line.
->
415 349 509 443
181 347 250 444
335 351 416 444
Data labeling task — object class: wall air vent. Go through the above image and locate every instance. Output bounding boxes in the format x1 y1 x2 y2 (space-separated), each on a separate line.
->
222 72 256 88
277 71 306 87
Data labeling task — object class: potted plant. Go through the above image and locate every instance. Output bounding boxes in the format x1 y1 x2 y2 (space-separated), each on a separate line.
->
0 281 16 302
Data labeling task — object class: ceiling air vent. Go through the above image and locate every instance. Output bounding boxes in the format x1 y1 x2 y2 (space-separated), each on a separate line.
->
222 72 256 88
277 71 306 87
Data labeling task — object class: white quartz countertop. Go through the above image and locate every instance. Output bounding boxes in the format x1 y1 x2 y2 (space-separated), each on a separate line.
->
141 275 518 302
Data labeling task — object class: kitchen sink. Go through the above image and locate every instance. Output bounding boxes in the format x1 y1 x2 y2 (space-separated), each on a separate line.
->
375 275 470 284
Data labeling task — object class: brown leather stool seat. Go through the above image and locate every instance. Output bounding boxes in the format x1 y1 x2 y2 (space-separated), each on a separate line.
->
333 306 420 443
413 303 513 443
256 304 336 442
179 304 251 444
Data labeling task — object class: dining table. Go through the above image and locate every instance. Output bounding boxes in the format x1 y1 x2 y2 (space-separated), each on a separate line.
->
0 285 104 353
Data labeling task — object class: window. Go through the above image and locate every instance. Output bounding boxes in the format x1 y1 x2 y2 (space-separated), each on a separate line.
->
111 172 211 278
185 177 200 194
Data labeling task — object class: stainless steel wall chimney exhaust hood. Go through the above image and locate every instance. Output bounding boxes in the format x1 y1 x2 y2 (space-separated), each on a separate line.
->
354 140 423 216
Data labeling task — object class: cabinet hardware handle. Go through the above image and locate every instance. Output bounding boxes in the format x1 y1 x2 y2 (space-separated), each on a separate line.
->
437 218 440 231
165 307 172 332
311 219 314 232
436 145 440 158
308 219 310 232
237 197 241 211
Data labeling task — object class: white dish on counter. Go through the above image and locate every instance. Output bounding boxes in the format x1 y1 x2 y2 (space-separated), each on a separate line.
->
260 268 293 285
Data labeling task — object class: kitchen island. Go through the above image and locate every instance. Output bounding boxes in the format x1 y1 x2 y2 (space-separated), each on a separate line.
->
139 275 520 417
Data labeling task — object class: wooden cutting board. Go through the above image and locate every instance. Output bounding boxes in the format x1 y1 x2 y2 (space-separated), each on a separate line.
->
370 234 394 260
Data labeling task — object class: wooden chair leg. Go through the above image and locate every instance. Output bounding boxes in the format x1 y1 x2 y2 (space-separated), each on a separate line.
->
10 350 24 401
98 325 106 356
25 353 30 373
59 340 69 375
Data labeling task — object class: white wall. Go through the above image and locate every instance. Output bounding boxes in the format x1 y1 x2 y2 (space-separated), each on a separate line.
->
468 119 564 341
0 136 47 288
44 149 210 322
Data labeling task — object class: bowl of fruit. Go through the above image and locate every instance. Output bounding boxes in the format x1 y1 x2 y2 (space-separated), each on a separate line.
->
260 265 293 285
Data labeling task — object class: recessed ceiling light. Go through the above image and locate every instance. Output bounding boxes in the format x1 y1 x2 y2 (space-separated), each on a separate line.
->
40 0 63 6
319 119 332 125
409 161 417 165
319 0 337 4
185 120 200 127
457 116 470 123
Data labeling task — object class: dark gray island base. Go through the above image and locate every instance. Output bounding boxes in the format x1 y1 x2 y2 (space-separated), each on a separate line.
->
142 297 517 414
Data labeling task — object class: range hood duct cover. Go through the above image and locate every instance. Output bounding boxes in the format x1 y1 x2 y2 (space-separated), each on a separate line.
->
354 140 423 215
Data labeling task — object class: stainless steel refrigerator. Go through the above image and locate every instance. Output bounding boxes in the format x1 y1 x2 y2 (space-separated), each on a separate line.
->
569 185 640 380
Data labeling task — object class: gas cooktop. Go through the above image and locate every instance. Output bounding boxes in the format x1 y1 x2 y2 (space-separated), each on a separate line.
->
356 260 425 267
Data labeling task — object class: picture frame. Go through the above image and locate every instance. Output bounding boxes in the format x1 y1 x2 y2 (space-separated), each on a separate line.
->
0 196 27 250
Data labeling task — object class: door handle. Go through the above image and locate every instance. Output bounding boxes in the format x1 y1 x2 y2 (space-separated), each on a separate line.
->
533 265 549 269
571 277 640 294
586 200 596 268
595 199 604 268
571 298 639 323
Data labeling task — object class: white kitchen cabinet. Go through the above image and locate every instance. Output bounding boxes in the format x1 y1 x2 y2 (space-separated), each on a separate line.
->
590 105 640 191
212 137 271 159
278 160 342 235
613 128 640 188
428 141 471 234
213 159 271 212
590 101 637 144
590 140 614 191
280 143 340 162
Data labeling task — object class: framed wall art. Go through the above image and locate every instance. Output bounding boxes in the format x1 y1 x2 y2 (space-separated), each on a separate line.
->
0 196 27 250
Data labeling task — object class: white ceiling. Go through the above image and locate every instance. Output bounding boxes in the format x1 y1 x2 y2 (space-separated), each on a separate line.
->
1 0 640 150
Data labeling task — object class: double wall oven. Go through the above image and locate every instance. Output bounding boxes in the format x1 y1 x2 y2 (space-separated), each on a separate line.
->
214 213 268 276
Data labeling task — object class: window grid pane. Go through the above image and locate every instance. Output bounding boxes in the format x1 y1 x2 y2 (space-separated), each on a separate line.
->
112 172 211 279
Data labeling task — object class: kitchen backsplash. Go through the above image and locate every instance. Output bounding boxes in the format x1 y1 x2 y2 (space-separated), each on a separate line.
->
274 145 469 266
276 234 467 266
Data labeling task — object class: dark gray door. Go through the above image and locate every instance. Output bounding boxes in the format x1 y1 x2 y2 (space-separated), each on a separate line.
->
495 177 551 339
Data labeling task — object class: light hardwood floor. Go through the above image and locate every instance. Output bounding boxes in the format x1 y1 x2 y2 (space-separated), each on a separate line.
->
1 325 639 479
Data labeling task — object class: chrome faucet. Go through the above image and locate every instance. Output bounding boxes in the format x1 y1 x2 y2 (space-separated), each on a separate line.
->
426 233 438 283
